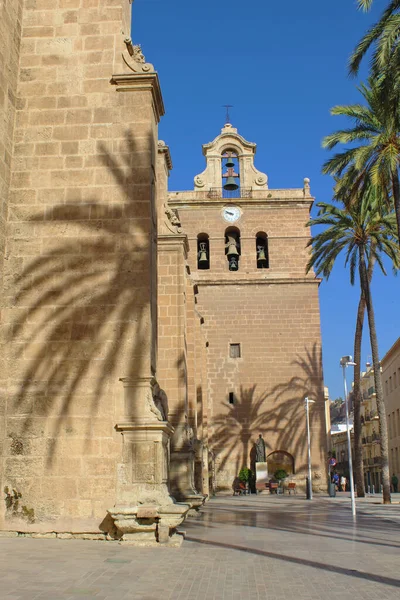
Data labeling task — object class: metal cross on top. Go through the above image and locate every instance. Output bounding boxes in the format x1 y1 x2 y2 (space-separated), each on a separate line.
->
223 104 233 124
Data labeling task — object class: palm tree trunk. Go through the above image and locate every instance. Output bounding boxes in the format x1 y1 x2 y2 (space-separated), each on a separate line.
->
353 255 375 498
359 251 391 504
392 170 400 244
353 294 365 498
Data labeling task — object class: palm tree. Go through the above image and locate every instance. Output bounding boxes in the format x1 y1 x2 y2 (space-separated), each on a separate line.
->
322 78 400 246
306 185 399 504
350 2 400 77
334 172 376 498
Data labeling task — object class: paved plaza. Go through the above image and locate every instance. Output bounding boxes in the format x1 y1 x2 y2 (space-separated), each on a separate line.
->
1 494 399 600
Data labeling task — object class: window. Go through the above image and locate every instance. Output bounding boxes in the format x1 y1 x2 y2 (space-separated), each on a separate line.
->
225 227 241 271
394 371 397 388
197 234 210 270
230 343 241 358
228 392 235 405
385 380 389 396
390 376 392 392
256 232 269 269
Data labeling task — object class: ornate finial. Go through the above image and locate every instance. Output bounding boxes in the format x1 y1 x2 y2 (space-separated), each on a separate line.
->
303 177 311 196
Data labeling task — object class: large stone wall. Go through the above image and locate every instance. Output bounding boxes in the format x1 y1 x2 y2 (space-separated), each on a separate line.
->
196 281 326 491
0 0 24 285
0 1 161 531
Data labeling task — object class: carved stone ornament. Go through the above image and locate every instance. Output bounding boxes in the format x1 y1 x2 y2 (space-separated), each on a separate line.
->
151 382 169 421
254 173 268 187
163 203 182 234
194 175 205 188
122 37 154 74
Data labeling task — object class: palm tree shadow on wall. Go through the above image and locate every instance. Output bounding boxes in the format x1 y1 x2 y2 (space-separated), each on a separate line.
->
210 343 325 482
10 131 154 465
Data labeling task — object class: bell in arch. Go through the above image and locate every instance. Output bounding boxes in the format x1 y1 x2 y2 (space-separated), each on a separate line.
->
256 237 269 269
226 233 240 271
257 246 266 263
198 242 208 264
225 156 235 168
223 176 239 191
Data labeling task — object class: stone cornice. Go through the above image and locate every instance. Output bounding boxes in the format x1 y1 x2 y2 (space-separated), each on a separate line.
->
158 233 189 254
158 141 173 171
111 72 165 123
193 277 321 286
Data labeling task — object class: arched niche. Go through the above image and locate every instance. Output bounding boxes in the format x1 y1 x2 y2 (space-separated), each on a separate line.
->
256 231 269 269
197 233 210 270
267 450 295 476
225 226 241 272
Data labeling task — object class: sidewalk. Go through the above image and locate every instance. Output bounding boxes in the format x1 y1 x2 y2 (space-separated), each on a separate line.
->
1 495 399 600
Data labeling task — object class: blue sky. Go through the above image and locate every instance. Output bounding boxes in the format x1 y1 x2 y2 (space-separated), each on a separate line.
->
133 1 400 400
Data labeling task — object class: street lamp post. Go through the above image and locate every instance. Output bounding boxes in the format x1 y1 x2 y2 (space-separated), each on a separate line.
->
304 397 315 500
340 355 356 518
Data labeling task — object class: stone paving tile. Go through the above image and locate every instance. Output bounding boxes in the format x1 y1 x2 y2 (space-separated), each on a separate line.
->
0 497 399 599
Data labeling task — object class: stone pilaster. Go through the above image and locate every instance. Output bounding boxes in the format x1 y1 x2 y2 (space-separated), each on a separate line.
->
108 377 189 546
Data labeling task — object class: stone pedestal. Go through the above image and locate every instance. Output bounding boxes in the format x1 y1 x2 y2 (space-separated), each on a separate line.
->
169 426 206 514
255 461 269 492
108 377 189 546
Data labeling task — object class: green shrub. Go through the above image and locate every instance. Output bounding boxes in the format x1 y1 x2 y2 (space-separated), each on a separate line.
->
274 469 288 481
238 467 253 483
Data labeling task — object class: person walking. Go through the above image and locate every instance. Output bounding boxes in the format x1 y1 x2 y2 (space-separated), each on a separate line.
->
340 475 347 492
391 473 398 493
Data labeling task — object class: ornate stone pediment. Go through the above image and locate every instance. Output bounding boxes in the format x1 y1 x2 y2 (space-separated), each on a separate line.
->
193 123 268 191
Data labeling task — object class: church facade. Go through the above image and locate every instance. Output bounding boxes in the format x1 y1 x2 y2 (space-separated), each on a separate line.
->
0 1 328 542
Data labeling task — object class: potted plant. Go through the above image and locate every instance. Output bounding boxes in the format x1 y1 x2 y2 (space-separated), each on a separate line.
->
238 467 253 494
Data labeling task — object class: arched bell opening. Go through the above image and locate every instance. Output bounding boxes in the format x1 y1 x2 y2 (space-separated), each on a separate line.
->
256 232 269 269
197 233 210 270
225 227 241 272
222 149 240 198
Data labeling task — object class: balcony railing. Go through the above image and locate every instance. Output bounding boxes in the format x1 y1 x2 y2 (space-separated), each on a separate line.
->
207 187 253 199
373 456 382 465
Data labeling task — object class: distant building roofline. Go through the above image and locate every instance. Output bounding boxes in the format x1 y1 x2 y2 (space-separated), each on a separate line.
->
381 336 400 367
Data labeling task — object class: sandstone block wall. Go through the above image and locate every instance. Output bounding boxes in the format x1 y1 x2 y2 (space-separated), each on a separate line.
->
1 1 160 531
196 281 326 490
0 0 24 285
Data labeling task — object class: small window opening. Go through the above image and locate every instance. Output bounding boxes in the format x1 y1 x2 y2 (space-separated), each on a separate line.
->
225 227 241 271
229 392 235 405
230 343 241 358
256 233 269 269
197 234 210 270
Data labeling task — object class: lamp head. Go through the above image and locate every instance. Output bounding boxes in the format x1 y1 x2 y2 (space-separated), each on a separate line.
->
340 355 356 367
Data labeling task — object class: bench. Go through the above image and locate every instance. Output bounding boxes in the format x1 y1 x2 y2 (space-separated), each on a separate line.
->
233 482 248 496
269 482 279 494
287 482 297 495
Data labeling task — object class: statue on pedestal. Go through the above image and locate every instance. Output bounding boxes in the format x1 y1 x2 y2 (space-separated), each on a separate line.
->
255 434 266 463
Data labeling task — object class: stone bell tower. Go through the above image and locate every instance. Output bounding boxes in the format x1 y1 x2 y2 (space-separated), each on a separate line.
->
169 123 328 493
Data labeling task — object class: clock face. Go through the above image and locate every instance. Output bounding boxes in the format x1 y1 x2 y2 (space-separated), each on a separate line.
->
222 206 241 223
